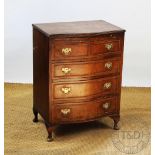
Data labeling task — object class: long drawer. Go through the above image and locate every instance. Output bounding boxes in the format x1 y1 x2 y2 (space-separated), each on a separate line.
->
51 76 119 100
51 96 118 124
51 58 121 79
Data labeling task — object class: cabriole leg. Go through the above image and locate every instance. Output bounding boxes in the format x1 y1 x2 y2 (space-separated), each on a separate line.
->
110 115 120 130
45 122 54 142
33 107 38 123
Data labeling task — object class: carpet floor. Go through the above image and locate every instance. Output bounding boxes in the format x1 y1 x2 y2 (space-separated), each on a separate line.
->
4 84 151 155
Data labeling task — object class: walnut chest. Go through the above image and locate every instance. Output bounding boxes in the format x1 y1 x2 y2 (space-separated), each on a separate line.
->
32 20 125 141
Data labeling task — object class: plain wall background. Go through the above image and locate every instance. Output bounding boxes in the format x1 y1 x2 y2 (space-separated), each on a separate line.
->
4 0 151 87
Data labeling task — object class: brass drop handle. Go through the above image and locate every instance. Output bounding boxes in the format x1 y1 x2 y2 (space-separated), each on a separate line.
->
62 67 71 74
102 102 110 109
105 43 113 50
105 62 112 69
104 82 112 89
61 87 71 94
61 109 71 115
62 48 72 55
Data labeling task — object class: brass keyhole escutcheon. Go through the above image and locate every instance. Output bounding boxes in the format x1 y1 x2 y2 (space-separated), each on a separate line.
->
61 87 71 94
61 109 71 115
102 102 110 109
105 62 112 69
104 82 112 89
105 43 113 50
62 48 72 55
61 67 71 74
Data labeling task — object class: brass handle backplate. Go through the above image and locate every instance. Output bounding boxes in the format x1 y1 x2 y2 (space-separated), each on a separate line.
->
104 82 112 89
105 62 112 69
61 67 71 74
62 48 72 55
102 102 110 109
61 109 71 115
105 43 113 50
61 87 71 94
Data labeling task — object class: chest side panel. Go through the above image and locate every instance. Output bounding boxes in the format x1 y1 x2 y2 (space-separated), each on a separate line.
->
33 28 50 121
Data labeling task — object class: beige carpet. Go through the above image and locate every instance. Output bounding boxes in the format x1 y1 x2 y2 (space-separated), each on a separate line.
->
4 84 151 155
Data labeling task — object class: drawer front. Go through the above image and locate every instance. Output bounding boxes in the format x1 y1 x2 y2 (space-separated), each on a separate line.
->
52 59 121 78
52 76 119 100
52 97 118 123
51 40 89 60
90 40 120 55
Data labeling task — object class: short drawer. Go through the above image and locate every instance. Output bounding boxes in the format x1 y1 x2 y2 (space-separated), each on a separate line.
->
51 58 121 79
51 97 118 123
51 39 89 60
52 76 119 100
90 40 120 55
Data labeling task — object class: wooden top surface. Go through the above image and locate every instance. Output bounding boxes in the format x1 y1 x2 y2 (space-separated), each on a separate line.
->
32 20 125 36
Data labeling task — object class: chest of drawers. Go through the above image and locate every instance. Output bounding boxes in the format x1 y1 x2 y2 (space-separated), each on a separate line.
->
32 20 125 141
